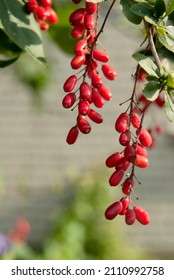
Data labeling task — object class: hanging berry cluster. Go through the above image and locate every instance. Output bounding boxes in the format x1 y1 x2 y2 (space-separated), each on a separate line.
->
62 0 117 145
26 0 58 31
61 0 174 226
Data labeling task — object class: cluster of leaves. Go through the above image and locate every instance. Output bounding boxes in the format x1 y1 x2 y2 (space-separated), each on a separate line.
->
120 0 174 121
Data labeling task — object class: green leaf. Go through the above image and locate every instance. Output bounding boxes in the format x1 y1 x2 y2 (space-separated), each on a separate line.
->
0 0 46 66
0 56 19 68
132 52 159 77
164 92 174 121
48 6 76 55
156 25 174 53
120 0 142 25
130 3 154 18
165 0 174 16
154 0 166 18
166 73 174 88
143 81 161 101
144 15 157 25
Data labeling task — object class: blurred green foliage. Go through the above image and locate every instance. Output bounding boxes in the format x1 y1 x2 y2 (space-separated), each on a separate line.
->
2 169 150 260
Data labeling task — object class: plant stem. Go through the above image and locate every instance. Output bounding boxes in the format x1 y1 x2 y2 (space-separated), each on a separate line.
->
144 20 162 71
95 0 117 42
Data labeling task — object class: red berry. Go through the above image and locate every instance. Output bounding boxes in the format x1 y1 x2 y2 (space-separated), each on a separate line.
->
136 127 152 147
66 126 79 145
34 6 48 20
63 75 78 92
88 109 103 124
84 14 95 30
77 115 91 134
119 130 131 146
38 20 49 31
91 89 104 108
85 2 97 14
78 100 90 116
109 169 124 187
122 178 134 195
72 0 81 3
26 0 38 13
69 8 85 25
98 84 112 101
71 55 86 69
116 157 130 171
115 113 129 133
91 73 103 88
134 155 149 168
71 24 84 39
101 64 117 80
105 201 123 220
93 49 109 63
40 0 52 8
74 39 88 56
119 196 129 215
105 152 122 168
62 92 76 109
124 145 136 162
130 110 141 128
125 208 136 225
133 143 147 157
79 82 92 100
134 206 150 225
45 8 58 24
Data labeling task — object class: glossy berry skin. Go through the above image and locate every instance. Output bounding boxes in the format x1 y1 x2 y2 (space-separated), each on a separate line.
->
71 55 86 69
130 110 140 128
105 152 122 168
71 24 84 39
115 113 129 133
35 6 48 20
79 82 92 100
78 100 90 116
124 145 136 162
84 14 95 30
105 201 123 220
115 157 130 172
74 39 88 56
134 206 150 225
77 115 91 134
93 49 109 63
62 92 76 109
91 73 102 88
91 89 104 108
63 75 78 92
122 178 134 195
136 127 152 147
69 8 85 26
85 2 97 14
66 126 79 145
26 0 38 13
38 20 49 31
119 196 129 215
134 155 149 168
119 130 131 146
134 143 147 157
98 85 112 101
88 109 103 124
125 209 136 225
109 169 124 187
45 8 59 24
40 0 52 8
101 64 117 80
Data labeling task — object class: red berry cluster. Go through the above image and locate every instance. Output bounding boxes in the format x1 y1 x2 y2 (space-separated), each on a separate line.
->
26 0 58 31
62 1 117 145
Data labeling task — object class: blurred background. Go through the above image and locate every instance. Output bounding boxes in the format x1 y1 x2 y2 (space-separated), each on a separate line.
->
0 0 174 260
